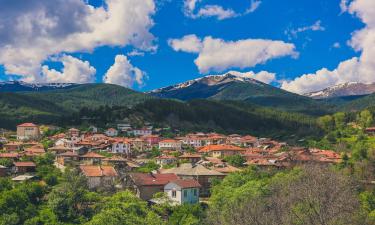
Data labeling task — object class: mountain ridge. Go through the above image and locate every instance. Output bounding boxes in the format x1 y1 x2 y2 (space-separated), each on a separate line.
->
305 82 375 99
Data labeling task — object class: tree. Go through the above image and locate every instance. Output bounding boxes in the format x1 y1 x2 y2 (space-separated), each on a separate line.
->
168 204 204 225
317 115 334 132
357 110 373 128
223 155 246 167
207 165 363 225
333 112 346 129
85 191 163 225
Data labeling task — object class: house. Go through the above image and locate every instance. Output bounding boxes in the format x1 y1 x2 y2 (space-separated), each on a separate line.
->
142 135 160 146
179 153 202 164
12 175 36 182
105 128 118 137
0 153 20 161
56 151 80 166
79 165 118 189
68 128 80 137
24 145 45 156
155 155 177 166
117 123 132 132
102 155 128 167
365 127 375 135
17 123 40 140
198 144 246 158
164 179 201 205
109 139 131 155
13 162 36 173
3 142 23 151
130 128 152 137
0 166 7 177
160 163 225 196
48 145 73 154
159 139 182 151
80 152 105 164
127 173 179 200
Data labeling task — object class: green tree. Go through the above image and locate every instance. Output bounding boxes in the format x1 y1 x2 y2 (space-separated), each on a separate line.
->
333 112 346 129
85 191 163 225
317 115 334 131
168 204 204 225
223 155 246 167
357 110 373 128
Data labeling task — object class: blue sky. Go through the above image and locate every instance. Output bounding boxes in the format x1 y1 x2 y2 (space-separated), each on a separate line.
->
0 0 373 94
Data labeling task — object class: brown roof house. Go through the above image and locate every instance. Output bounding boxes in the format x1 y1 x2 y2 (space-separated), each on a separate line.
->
127 173 178 201
160 163 225 196
13 162 36 174
80 152 105 165
17 123 40 141
80 165 118 189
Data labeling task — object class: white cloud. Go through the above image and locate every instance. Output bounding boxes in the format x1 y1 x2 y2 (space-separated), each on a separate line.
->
196 5 237 20
183 0 261 20
286 20 325 39
103 54 146 88
229 70 276 84
41 55 96 83
168 34 202 53
246 0 262 13
0 0 156 82
282 0 375 94
168 35 297 73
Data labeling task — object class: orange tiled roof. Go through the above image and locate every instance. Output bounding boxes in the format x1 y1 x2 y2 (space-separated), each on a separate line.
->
80 152 105 158
80 165 118 177
169 179 201 188
198 144 246 153
17 123 38 127
14 162 36 167
130 173 178 186
159 139 180 143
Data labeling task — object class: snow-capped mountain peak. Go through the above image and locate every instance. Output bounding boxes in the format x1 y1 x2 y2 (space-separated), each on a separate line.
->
0 81 77 92
304 82 375 99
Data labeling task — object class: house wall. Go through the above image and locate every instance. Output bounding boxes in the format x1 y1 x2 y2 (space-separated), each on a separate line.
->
17 126 40 140
138 185 164 200
87 177 101 189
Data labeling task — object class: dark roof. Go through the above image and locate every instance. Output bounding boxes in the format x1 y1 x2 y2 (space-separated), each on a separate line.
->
130 173 178 186
169 179 201 188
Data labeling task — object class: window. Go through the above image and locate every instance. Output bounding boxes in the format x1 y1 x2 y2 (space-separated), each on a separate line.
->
172 190 176 198
193 189 197 196
184 190 187 198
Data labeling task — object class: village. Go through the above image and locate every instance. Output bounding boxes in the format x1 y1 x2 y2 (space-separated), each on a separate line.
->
0 122 344 205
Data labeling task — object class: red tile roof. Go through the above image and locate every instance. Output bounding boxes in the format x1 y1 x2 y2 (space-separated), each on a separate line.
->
0 153 19 158
169 179 201 188
80 165 118 177
130 173 178 186
17 123 38 127
58 151 79 157
198 144 246 153
80 152 105 158
159 139 180 143
14 162 36 167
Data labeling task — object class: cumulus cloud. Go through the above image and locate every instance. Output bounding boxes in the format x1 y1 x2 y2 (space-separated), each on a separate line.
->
183 0 261 20
168 34 202 53
41 55 96 83
103 55 147 88
282 0 375 94
0 0 156 82
169 34 297 73
285 20 325 39
229 70 276 84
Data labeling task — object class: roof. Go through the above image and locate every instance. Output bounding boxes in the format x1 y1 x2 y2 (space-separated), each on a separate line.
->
58 151 79 157
159 139 180 143
80 152 105 158
68 128 79 131
0 153 19 158
17 123 38 127
156 155 177 159
160 163 225 176
179 153 202 158
168 179 201 188
14 162 36 167
103 155 127 162
80 165 118 177
107 128 117 131
198 144 246 153
213 165 241 173
12 175 35 181
130 173 178 186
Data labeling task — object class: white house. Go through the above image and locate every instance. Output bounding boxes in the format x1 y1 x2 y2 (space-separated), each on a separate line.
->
110 140 131 155
128 128 152 136
159 139 182 151
117 123 131 132
105 128 118 137
164 179 201 204
155 155 177 166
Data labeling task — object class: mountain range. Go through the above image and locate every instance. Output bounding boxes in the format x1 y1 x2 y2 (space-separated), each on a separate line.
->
305 82 375 99
1 74 375 134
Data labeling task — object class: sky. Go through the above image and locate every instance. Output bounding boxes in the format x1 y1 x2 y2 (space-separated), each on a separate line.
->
0 0 373 94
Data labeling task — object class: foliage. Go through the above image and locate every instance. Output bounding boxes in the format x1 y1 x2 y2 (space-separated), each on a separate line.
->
85 191 163 225
136 161 160 173
223 155 246 167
